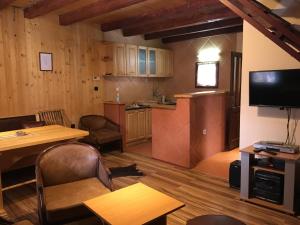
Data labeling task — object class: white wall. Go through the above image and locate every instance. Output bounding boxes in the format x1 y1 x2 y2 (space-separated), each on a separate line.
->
240 21 300 148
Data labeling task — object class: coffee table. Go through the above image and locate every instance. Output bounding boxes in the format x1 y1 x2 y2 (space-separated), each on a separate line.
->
84 183 185 225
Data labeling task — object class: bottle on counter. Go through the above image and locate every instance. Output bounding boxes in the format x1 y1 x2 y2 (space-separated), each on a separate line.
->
116 87 120 103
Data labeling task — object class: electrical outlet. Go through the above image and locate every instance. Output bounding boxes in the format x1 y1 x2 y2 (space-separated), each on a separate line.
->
202 129 207 135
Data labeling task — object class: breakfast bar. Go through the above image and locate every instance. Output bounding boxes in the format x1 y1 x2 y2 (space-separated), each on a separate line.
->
152 91 227 168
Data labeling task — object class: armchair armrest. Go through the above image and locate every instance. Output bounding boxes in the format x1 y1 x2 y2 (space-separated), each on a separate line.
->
105 120 120 132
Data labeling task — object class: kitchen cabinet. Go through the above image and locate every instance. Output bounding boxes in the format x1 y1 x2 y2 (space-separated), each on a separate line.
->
146 109 152 138
148 48 157 76
157 49 173 77
104 43 126 76
126 44 138 76
138 46 147 76
126 110 139 143
126 108 152 143
104 42 173 77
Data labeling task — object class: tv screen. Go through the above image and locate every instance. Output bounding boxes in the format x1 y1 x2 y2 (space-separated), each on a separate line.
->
249 69 300 108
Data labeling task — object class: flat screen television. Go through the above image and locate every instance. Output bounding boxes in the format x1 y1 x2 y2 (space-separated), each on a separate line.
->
249 69 300 108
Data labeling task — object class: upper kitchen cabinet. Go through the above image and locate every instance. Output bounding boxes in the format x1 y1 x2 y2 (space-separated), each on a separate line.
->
104 42 126 76
148 48 157 77
103 42 173 77
150 48 173 77
126 44 138 76
138 46 148 76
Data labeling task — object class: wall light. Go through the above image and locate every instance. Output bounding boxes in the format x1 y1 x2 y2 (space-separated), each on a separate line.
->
197 47 221 62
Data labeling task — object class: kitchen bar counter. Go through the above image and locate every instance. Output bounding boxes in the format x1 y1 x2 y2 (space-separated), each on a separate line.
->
152 91 227 168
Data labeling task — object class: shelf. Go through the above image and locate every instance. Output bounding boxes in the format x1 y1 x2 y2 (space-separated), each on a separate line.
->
241 197 294 214
252 165 285 175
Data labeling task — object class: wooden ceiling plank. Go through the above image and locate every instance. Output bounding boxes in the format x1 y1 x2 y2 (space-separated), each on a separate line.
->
24 0 81 19
59 0 147 26
100 0 220 32
237 0 300 49
162 25 243 43
0 0 15 10
219 0 300 62
122 6 237 36
144 17 243 40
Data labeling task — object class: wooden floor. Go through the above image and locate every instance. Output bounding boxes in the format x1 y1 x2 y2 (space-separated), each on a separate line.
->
3 151 300 225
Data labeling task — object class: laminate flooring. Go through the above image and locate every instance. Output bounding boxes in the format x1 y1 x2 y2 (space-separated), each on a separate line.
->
3 152 300 225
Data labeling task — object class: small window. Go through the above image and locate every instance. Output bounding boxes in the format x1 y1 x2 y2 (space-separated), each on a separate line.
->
195 62 219 88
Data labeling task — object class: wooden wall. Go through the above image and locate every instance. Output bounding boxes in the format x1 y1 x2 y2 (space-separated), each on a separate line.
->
0 7 105 125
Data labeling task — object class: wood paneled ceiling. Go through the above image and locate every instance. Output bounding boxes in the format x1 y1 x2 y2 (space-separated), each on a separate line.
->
6 0 242 42
2 0 299 59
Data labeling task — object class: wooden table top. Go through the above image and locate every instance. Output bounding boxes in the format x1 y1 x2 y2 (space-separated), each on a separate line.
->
240 146 300 161
0 125 88 152
84 183 185 225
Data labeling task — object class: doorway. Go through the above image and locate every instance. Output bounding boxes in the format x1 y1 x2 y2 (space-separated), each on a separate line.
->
227 52 242 150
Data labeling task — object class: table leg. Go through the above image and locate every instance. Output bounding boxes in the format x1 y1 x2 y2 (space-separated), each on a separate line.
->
0 168 7 219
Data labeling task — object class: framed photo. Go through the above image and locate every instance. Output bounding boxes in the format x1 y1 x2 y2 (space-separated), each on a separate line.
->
195 61 219 88
39 52 53 71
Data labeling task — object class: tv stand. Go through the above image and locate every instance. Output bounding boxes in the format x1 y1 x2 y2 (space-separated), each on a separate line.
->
240 146 300 214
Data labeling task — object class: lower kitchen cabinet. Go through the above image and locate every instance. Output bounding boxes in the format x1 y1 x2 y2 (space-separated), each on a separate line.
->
126 109 152 143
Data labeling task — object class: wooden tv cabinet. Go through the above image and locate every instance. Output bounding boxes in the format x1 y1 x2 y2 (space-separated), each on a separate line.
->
240 146 300 214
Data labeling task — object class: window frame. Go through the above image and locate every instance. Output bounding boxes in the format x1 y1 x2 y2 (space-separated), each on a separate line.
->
195 61 219 88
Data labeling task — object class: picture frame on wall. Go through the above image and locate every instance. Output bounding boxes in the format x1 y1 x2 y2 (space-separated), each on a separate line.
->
39 52 53 71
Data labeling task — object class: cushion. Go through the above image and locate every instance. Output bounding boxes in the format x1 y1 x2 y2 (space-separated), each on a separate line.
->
94 129 122 144
44 177 110 224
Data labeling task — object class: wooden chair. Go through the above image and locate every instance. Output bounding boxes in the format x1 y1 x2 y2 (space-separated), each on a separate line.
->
38 109 71 127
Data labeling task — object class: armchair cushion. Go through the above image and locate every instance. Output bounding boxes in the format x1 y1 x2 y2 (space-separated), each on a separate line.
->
44 177 110 224
94 129 122 145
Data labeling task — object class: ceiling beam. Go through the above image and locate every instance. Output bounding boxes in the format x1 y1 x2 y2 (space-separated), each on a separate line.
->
101 0 220 32
24 0 80 19
144 17 242 40
59 0 147 26
219 0 299 62
0 0 14 10
162 25 243 43
122 6 236 36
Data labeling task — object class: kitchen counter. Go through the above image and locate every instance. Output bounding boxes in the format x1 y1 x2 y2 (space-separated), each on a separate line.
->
152 90 227 168
174 90 226 98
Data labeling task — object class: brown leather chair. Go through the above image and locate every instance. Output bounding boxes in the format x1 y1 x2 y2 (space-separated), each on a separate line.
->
79 115 123 152
36 142 112 225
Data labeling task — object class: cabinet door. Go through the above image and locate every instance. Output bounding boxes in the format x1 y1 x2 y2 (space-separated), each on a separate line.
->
168 50 174 77
148 48 157 76
146 109 152 138
113 43 126 76
138 46 147 76
137 110 146 139
156 49 164 77
126 111 139 142
126 44 137 76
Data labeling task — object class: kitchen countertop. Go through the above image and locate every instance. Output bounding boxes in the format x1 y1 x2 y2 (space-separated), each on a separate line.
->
174 90 227 98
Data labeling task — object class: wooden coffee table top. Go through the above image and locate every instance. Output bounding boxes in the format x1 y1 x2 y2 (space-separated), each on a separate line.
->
84 183 185 225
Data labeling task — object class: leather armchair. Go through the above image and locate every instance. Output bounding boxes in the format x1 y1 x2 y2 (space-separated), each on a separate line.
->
36 142 112 225
79 115 123 152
